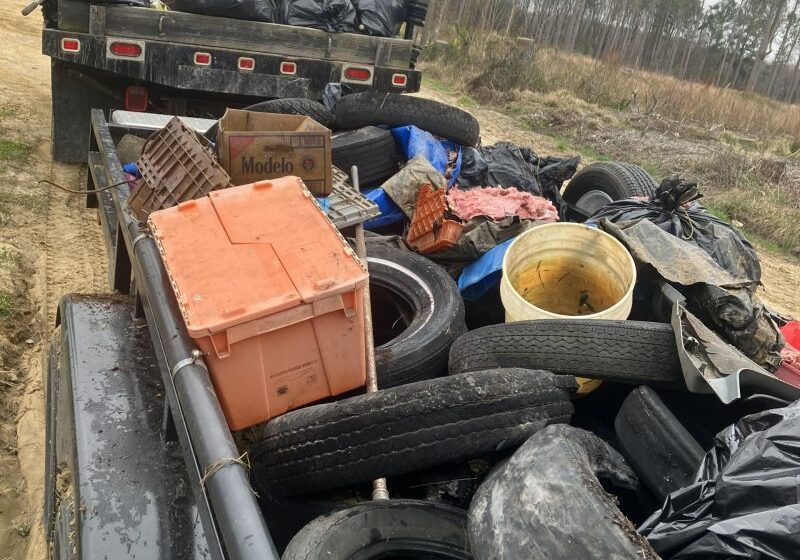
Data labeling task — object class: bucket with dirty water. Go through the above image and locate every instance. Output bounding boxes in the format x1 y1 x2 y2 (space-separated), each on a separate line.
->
500 223 636 393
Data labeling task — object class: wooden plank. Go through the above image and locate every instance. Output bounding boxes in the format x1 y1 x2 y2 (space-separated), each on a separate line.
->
101 6 412 67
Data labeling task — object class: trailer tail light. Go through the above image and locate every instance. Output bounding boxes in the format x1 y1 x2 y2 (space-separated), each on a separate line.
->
280 61 297 75
125 86 148 112
238 57 255 71
194 52 212 66
391 73 408 87
110 42 143 58
342 65 373 85
61 38 80 53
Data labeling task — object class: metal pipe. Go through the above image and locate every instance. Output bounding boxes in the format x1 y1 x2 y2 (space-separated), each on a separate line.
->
351 165 389 501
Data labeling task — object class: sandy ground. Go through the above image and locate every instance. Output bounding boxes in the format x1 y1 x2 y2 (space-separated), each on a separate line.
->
0 3 797 559
0 2 107 558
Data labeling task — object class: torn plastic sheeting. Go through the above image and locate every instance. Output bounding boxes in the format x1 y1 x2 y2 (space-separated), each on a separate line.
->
322 83 353 111
588 176 761 284
640 402 800 559
469 424 658 560
391 126 462 187
173 0 278 21
447 186 559 222
381 156 447 218
354 0 406 37
458 142 541 194
362 187 404 229
281 0 357 32
457 238 514 302
601 219 783 370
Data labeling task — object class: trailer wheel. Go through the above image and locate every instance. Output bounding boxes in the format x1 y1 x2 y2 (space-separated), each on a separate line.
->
563 161 658 219
448 320 683 387
335 93 480 147
251 369 575 495
368 241 465 388
282 500 472 559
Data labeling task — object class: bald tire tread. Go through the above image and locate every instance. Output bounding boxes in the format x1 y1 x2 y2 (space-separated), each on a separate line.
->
282 500 471 560
448 320 682 387
251 369 575 495
334 92 480 146
563 161 658 207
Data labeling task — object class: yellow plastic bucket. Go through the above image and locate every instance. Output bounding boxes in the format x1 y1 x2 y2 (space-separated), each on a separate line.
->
500 223 636 393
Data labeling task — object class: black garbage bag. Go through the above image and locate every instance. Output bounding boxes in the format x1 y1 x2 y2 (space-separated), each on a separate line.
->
281 0 357 32
322 82 353 111
173 0 278 21
590 176 760 283
640 402 800 559
354 0 406 36
457 142 579 212
469 424 659 559
592 176 783 370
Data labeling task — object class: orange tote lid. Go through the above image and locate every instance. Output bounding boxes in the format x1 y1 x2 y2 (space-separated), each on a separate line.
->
149 176 367 337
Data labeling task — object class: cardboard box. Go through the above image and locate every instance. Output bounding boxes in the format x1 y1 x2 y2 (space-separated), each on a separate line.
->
217 109 332 196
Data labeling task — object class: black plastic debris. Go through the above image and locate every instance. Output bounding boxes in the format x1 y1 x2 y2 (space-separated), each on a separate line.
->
640 402 800 559
173 0 278 22
322 82 353 111
354 0 406 37
281 0 357 32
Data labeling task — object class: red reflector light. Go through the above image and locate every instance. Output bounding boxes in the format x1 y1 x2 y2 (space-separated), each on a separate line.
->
280 61 297 75
194 52 211 66
238 57 255 71
61 38 80 53
344 67 372 81
391 73 408 87
110 42 142 58
125 86 148 112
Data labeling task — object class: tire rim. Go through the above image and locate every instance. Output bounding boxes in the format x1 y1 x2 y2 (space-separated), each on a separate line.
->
574 189 614 216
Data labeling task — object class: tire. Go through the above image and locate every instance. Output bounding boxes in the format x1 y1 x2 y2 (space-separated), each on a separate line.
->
407 0 429 26
615 387 705 500
251 369 575 495
563 161 658 219
282 500 472 560
204 98 334 140
332 126 399 187
448 320 683 387
368 242 466 388
335 92 480 147
468 424 660 560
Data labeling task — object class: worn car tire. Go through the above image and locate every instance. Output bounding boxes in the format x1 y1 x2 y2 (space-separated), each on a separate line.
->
335 92 480 146
615 387 705 500
282 500 472 560
449 320 683 387
563 161 658 219
204 98 334 140
332 126 399 187
368 242 465 388
251 369 575 495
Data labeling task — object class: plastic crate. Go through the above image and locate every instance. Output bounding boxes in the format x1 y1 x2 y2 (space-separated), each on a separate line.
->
127 117 231 221
324 166 380 229
407 184 463 253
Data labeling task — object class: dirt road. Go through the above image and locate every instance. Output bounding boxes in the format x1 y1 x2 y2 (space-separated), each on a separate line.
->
0 3 107 558
0 3 797 559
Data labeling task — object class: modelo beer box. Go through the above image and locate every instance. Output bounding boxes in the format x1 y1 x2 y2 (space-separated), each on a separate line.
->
217 109 332 196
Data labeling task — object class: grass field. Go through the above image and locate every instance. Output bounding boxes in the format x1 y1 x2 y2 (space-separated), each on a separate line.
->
421 34 800 253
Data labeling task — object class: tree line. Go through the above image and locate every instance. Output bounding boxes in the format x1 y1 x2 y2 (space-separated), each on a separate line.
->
421 0 800 104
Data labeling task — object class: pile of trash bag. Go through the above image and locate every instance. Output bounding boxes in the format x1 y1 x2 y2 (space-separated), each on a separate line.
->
281 0 357 32
640 401 800 559
591 176 784 370
172 0 279 22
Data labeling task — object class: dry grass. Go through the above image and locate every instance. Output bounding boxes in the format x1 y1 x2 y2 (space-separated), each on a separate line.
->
422 34 800 145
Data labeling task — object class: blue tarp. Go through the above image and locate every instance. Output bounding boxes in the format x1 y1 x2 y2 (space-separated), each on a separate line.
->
391 125 462 187
458 238 515 301
363 187 405 229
